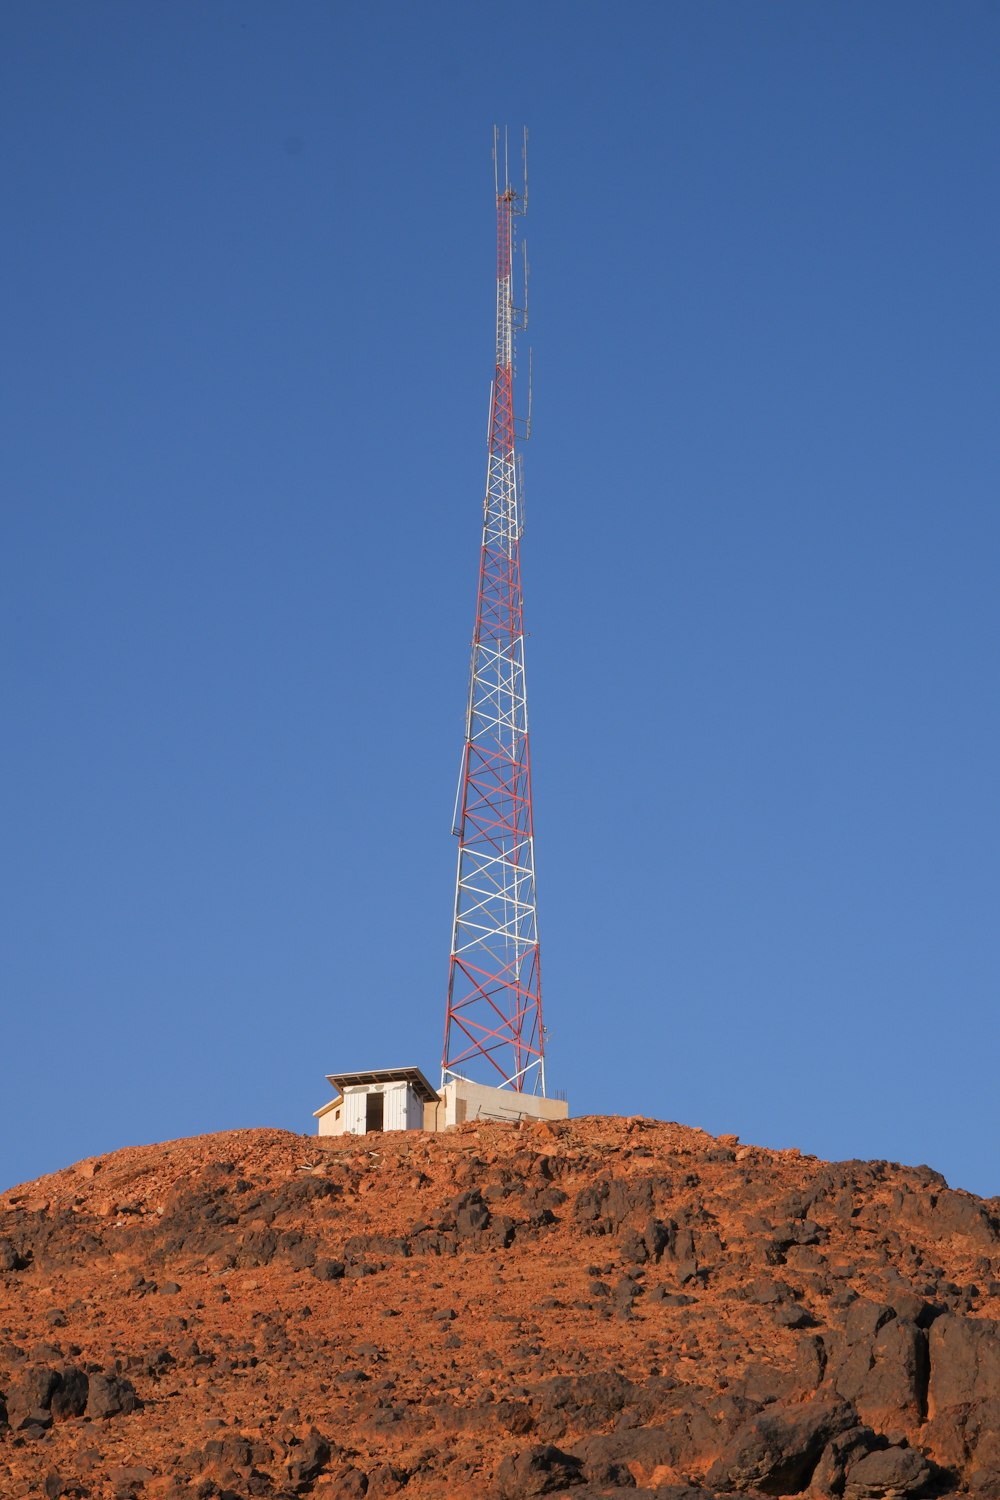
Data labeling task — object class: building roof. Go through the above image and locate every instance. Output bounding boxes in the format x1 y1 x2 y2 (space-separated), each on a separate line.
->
325 1066 439 1104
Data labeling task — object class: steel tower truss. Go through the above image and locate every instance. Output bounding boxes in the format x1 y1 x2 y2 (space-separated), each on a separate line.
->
442 134 546 1097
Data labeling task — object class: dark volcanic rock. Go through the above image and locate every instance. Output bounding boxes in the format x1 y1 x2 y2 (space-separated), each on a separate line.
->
368 1460 410 1495
5 1364 60 1428
575 1405 718 1481
312 1256 346 1281
808 1423 880 1496
86 1372 140 1418
325 1464 370 1496
495 1442 585 1496
0 1237 27 1273
287 1427 332 1482
927 1313 1000 1409
573 1176 655 1233
454 1188 492 1236
50 1365 89 1419
830 1313 930 1432
843 1444 932 1497
706 1397 857 1494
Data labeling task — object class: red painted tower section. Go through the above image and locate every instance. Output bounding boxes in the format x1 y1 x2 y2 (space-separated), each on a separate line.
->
442 133 546 1096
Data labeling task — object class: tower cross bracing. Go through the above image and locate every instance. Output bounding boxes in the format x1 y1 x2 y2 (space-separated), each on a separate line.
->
442 131 546 1097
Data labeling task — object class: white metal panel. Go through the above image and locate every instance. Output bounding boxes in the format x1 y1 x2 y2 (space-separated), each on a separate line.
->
406 1087 424 1131
383 1082 407 1132
343 1089 367 1136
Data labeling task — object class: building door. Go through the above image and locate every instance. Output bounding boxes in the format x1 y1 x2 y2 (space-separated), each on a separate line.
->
365 1091 384 1133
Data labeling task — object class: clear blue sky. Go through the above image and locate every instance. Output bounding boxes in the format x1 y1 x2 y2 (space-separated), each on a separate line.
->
3 3 998 1196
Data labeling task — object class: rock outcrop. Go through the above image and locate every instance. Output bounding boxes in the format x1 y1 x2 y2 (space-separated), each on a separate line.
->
1 1117 998 1497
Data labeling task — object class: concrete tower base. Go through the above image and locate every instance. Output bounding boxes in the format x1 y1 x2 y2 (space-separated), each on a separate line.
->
427 1078 569 1130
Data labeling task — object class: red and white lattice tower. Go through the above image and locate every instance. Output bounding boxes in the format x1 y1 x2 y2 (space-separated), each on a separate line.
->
442 131 547 1097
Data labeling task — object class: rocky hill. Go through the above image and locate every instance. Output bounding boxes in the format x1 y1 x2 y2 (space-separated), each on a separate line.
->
1 1116 999 1500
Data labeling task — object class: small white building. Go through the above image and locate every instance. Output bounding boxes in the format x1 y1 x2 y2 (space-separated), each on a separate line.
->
314 1066 569 1137
314 1067 439 1137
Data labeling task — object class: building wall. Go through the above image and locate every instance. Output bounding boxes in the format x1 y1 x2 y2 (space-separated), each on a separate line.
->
439 1079 570 1127
317 1101 345 1137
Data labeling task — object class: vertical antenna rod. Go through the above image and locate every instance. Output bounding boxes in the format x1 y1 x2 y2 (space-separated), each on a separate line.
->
442 128 545 1096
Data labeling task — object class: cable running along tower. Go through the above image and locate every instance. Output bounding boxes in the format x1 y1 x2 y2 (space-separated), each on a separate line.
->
442 130 547 1098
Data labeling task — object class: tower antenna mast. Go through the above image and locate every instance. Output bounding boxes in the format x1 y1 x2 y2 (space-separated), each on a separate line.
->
442 127 546 1097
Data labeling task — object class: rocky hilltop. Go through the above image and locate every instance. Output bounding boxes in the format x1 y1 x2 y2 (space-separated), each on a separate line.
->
1 1116 999 1500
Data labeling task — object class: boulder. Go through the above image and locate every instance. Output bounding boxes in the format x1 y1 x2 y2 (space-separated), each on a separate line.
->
831 1316 929 1431
572 1177 654 1232
807 1423 879 1496
50 1365 89 1420
575 1404 718 1484
928 1314 1000 1411
314 1466 369 1497
367 1461 410 1495
924 1394 1000 1488
287 1428 331 1483
312 1257 346 1281
494 1443 584 1497
843 1299 895 1343
5 1365 59 1428
0 1237 27 1272
843 1445 931 1498
454 1189 491 1236
706 1398 857 1495
13 1405 53 1433
86 1373 140 1419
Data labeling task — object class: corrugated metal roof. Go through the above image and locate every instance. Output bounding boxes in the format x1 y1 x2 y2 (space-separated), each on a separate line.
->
325 1066 439 1104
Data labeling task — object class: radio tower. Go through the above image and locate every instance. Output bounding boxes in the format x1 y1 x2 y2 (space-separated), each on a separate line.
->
442 129 547 1098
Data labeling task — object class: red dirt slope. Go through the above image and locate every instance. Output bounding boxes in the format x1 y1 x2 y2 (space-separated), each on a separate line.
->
2 1116 999 1499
